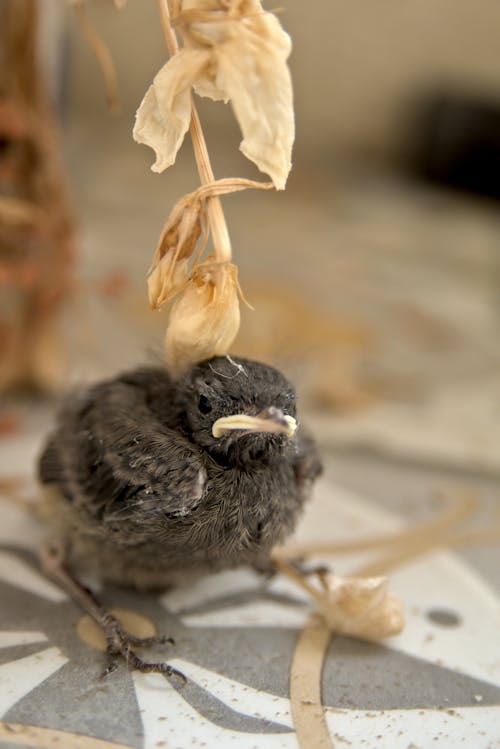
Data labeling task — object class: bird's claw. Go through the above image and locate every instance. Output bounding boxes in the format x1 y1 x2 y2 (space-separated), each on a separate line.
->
99 616 185 682
121 633 175 648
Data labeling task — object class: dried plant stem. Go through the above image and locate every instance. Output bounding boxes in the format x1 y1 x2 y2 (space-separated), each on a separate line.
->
156 0 232 263
290 615 334 749
283 489 497 749
272 558 324 601
275 491 477 561
73 2 121 112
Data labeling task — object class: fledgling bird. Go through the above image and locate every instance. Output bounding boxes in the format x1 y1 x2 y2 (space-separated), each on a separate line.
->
38 355 322 676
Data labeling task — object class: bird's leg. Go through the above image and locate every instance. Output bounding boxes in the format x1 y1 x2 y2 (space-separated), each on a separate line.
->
257 553 331 579
39 539 186 682
288 558 331 578
252 556 278 579
253 555 331 584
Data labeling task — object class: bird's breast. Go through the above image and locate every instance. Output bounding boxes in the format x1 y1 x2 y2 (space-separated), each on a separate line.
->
197 458 301 561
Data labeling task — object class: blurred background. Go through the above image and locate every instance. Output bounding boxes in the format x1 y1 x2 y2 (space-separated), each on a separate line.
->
1 0 500 474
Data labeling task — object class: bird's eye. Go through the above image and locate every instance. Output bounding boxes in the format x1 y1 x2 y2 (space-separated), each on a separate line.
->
198 395 212 414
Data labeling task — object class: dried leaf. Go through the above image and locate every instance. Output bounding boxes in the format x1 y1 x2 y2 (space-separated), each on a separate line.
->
188 0 294 189
148 195 204 309
134 0 294 188
147 178 271 310
165 259 241 374
134 49 211 173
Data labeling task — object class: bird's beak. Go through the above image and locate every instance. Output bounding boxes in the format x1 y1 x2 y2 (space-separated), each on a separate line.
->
212 407 297 439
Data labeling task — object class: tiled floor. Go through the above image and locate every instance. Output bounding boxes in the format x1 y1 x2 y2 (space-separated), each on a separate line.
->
1 111 500 746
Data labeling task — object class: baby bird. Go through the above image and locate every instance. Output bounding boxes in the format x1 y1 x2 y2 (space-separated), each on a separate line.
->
39 355 322 676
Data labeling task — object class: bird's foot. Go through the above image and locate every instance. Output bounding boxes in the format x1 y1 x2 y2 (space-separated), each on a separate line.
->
99 611 186 681
40 539 186 682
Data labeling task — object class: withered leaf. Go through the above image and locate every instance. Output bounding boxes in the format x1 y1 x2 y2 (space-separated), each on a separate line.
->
147 177 271 310
134 0 294 188
134 49 210 173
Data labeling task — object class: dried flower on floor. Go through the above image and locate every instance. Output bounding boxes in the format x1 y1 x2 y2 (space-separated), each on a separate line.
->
317 573 404 640
134 0 294 188
274 561 404 641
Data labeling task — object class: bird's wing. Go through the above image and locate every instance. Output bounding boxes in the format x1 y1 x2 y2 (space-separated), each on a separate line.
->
39 372 206 525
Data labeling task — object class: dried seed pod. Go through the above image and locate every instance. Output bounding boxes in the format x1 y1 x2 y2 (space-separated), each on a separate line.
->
147 194 204 309
165 258 241 374
147 178 271 310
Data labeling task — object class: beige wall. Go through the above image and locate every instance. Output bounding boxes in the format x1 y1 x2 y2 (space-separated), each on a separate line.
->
69 0 500 164
288 0 500 162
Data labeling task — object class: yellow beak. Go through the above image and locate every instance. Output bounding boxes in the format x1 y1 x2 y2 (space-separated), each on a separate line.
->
212 407 297 439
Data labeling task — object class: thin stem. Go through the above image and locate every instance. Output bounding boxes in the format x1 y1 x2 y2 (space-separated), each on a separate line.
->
272 558 323 602
74 3 121 112
274 491 477 561
156 0 232 262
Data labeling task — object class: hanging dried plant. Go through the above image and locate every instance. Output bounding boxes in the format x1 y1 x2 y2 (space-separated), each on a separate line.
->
134 0 294 189
147 177 271 310
134 0 290 372
147 191 203 310
165 258 242 374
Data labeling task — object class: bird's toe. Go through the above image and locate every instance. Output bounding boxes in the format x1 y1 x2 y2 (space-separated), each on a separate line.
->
100 615 181 679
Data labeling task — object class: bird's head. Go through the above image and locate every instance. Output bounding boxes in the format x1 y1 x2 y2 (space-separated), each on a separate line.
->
176 355 297 465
